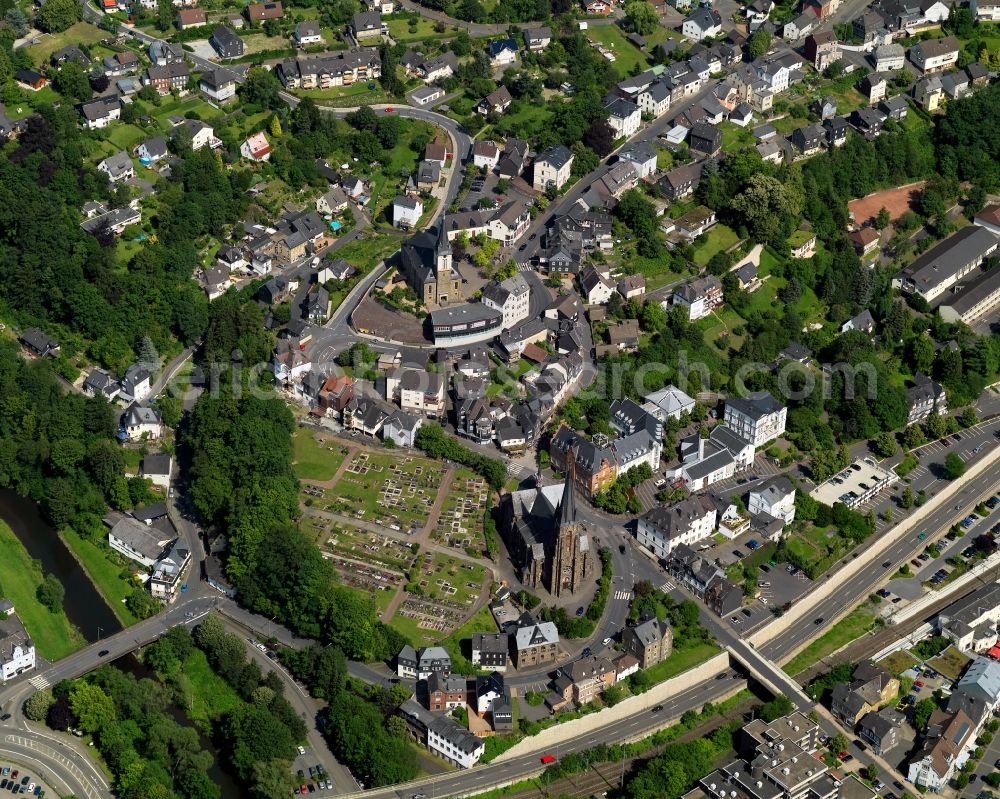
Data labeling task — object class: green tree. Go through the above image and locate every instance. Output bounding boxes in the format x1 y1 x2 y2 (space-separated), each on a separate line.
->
748 28 772 59
730 174 803 244
901 485 914 509
4 8 29 36
53 62 93 103
36 0 82 32
873 432 896 458
944 452 965 480
24 689 54 722
913 697 937 730
36 573 65 613
874 206 891 230
155 0 173 31
624 0 658 34
70 682 117 734
959 406 978 428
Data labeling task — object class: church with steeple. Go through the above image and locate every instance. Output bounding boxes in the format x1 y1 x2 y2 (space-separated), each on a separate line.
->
500 455 592 598
398 220 464 307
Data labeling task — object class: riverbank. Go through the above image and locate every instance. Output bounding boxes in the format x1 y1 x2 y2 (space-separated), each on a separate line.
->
59 528 139 627
0 520 83 660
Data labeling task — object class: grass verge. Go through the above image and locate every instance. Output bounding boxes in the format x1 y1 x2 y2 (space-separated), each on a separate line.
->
59 528 139 627
0 521 83 660
782 605 878 676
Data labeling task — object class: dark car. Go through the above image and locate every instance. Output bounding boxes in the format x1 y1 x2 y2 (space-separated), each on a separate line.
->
882 560 891 568
651 704 663 712
575 607 584 616
98 650 109 657
619 544 626 554
581 647 591 657
814 617 823 625
732 550 745 559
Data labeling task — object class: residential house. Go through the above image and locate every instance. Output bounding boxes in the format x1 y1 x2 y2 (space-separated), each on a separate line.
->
149 41 185 66
643 385 695 421
724 390 786 446
672 275 723 321
83 369 121 401
351 11 384 41
880 94 909 120
149 541 191 602
425 672 468 712
683 7 723 40
295 20 323 46
140 453 172 489
606 97 641 139
316 186 349 215
783 11 817 39
549 426 617 499
814 96 837 120
618 274 646 299
146 62 190 95
533 145 574 191
857 73 887 107
659 162 703 200
19 329 60 358
823 115 849 148
475 672 513 732
637 497 718 559
98 151 135 184
481 274 530 329
0 605 36 682
907 709 976 790
831 661 900 727
108 514 173 567
940 69 970 100
80 96 121 129
496 138 529 178
583 0 614 13
240 131 271 162
617 141 657 180
848 226 881 256
688 122 722 156
747 476 796 527
512 621 559 668
176 8 207 28
200 68 240 103
638 80 672 118
472 140 500 170
488 201 530 246
525 26 552 50
975 204 1000 236
14 69 46 91
790 123 826 156
415 159 441 190
210 25 244 58
477 85 514 117
552 654 616 707
914 75 944 110
622 616 673 668
858 708 904 755
397 645 451 680
872 42 905 71
803 31 840 71
411 86 442 106
488 39 518 67
246 1 283 21
398 700 484 768
850 107 886 138
909 36 959 73
471 633 509 671
121 405 162 441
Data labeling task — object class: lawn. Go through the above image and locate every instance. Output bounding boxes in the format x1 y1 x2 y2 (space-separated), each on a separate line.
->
26 22 107 67
107 124 147 151
782 605 877 676
585 25 651 77
181 647 244 729
926 646 971 681
386 17 457 41
719 121 756 154
692 224 740 267
436 603 498 667
298 81 390 106
292 427 348 481
0 521 84 660
493 101 552 140
60 527 140 627
880 650 918 675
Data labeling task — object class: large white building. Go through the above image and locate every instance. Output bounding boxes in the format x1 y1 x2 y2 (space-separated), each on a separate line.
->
748 476 796 527
108 515 174 568
637 496 718 559
0 602 35 682
605 98 641 139
481 274 531 330
532 145 574 192
642 385 696 421
724 391 786 447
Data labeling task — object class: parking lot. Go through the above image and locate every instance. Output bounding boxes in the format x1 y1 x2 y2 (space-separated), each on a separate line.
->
0 764 50 797
293 746 343 795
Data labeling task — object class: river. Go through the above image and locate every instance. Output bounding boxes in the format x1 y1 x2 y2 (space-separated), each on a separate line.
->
0 488 122 641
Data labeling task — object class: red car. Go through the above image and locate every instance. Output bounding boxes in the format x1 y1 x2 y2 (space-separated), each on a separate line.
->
914 680 924 687
540 754 556 764
838 751 850 761
385 107 394 113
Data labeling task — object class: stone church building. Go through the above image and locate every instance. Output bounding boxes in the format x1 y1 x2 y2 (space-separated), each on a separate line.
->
398 222 463 307
500 457 591 598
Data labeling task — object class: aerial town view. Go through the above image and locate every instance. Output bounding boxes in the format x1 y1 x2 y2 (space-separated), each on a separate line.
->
3 0 1000 795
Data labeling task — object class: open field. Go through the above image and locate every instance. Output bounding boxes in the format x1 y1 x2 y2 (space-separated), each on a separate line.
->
386 17 458 41
334 233 402 277
292 427 349 481
848 181 928 225
0 522 83 660
26 22 108 66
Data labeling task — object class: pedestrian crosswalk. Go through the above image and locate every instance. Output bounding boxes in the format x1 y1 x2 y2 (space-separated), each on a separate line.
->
614 590 632 601
28 674 50 691
660 581 674 593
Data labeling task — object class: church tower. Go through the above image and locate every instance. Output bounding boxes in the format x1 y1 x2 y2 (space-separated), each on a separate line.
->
550 450 589 597
435 222 452 284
